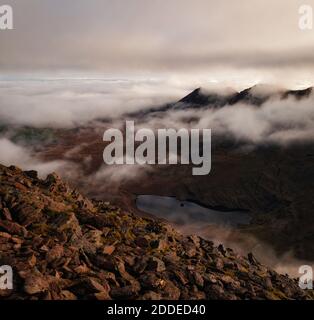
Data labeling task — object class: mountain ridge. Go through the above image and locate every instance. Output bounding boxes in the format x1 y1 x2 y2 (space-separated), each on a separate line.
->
175 85 313 110
128 85 313 118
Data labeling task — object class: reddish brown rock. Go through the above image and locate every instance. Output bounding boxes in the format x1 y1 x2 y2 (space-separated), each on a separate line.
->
103 245 115 255
0 164 312 301
23 272 50 295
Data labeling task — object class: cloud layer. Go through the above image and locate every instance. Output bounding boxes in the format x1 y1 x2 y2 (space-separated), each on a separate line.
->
1 77 314 147
0 77 188 127
1 0 314 82
0 138 69 177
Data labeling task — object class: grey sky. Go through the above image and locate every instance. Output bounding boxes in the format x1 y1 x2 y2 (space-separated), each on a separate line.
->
0 0 314 79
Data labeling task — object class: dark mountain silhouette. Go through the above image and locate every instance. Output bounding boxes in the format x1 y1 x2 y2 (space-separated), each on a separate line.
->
129 85 313 118
281 87 313 100
174 85 313 110
178 88 228 107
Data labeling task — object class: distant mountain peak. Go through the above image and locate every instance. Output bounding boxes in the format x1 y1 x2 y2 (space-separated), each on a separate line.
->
281 87 313 100
175 85 313 110
179 88 208 104
131 84 314 118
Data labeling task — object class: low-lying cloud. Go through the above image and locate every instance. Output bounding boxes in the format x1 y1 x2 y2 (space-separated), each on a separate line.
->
0 77 188 128
2 77 314 151
0 138 71 178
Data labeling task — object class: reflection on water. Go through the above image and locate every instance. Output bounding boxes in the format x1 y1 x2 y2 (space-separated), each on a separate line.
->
136 195 251 227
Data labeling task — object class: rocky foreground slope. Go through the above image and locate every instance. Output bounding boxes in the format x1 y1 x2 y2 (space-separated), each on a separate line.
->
0 164 312 300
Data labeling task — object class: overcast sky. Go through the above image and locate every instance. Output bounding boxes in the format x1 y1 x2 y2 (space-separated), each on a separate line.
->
1 0 314 85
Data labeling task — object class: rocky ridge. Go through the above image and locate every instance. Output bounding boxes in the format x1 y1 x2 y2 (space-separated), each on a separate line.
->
0 164 312 300
175 86 313 109
131 85 313 116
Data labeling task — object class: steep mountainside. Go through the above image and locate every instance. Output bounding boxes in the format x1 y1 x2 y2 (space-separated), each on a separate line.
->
0 164 312 300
